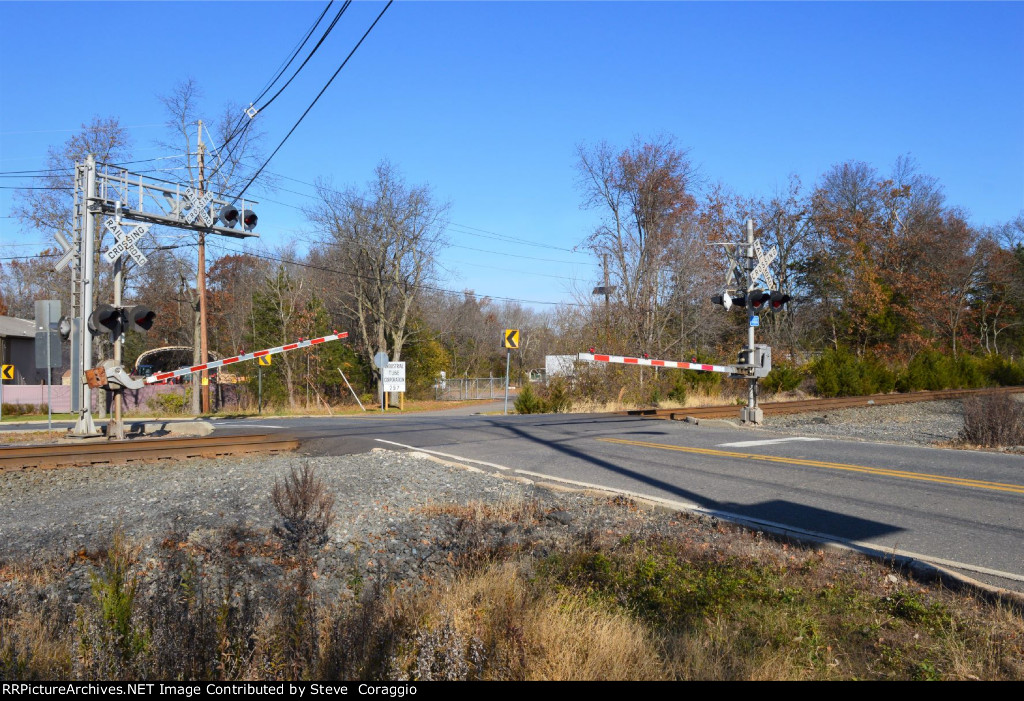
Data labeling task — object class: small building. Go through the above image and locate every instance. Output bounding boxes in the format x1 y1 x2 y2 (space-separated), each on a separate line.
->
544 354 578 378
0 316 48 384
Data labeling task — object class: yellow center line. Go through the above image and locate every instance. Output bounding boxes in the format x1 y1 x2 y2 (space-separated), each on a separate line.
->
597 437 1024 496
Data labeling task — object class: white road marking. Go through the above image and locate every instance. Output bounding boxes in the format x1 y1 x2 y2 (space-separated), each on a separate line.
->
229 423 287 429
717 437 822 448
373 439 511 470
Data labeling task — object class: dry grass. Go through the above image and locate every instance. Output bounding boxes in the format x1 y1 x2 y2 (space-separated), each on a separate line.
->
389 562 665 680
2 494 1023 680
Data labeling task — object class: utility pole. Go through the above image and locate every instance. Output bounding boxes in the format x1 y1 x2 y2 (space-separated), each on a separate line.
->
197 120 211 414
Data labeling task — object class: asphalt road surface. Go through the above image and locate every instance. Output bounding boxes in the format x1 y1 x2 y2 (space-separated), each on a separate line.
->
210 408 1024 590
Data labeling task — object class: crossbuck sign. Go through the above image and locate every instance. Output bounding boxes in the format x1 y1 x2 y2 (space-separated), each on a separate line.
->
103 219 150 267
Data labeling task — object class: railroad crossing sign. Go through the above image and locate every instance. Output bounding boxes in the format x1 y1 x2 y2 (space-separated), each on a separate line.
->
1 365 13 381
750 240 778 290
258 355 272 366
103 219 150 266
504 329 520 349
182 187 214 226
53 231 76 272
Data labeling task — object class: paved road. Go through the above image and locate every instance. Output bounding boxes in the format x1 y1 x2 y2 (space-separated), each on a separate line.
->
209 410 1024 589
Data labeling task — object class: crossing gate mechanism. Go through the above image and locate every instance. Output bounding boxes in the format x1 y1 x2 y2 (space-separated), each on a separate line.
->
577 347 771 379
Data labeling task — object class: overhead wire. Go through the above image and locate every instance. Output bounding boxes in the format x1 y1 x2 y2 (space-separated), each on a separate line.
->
207 1 346 185
233 0 394 202
204 239 584 307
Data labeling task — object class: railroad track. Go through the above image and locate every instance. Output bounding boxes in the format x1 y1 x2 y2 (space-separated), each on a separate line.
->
622 385 1024 421
0 433 299 471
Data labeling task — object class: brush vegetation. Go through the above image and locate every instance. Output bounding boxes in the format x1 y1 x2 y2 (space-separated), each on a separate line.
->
1 468 1021 681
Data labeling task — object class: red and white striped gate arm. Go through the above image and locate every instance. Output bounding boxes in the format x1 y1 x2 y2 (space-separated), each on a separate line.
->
577 352 733 375
145 332 349 384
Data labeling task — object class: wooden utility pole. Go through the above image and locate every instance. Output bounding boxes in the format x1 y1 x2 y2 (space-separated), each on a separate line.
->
197 121 210 413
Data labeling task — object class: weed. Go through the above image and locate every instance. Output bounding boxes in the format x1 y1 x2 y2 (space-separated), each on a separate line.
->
959 394 1024 447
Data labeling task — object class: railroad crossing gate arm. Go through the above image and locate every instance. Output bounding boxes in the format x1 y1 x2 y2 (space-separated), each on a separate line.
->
145 332 349 384
577 352 746 376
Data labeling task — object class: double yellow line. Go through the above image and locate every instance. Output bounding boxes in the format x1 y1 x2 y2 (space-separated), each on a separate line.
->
597 437 1024 496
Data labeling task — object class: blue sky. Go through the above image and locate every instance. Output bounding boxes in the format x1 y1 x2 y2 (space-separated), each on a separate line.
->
2 1 1022 308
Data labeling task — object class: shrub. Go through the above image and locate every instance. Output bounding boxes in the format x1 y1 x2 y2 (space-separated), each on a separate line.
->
980 354 1024 387
514 385 545 414
147 391 186 415
543 376 572 413
760 362 804 395
959 394 1024 447
813 348 895 397
898 350 957 391
515 378 572 414
271 462 336 553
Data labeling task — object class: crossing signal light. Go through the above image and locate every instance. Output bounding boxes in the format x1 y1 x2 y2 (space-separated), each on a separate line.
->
747 289 771 311
88 304 157 340
125 305 156 333
768 291 791 311
711 291 734 311
88 304 123 341
242 209 258 231
218 204 239 228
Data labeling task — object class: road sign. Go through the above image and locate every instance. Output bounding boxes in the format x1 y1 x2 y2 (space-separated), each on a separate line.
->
505 329 520 349
750 315 760 327
182 187 214 226
103 219 150 267
34 300 61 370
382 361 406 393
373 351 390 369
258 355 272 366
53 231 76 272
750 240 778 290
1 365 13 381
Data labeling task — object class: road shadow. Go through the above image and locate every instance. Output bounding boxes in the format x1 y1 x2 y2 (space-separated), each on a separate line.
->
492 420 903 542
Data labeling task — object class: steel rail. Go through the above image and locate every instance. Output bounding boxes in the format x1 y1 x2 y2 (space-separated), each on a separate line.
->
621 385 1024 421
0 433 299 471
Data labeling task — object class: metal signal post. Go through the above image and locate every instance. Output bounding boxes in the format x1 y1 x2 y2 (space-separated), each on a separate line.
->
707 219 789 424
60 153 261 436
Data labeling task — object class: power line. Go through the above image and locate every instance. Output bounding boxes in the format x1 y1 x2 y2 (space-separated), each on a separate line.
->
204 239 582 307
233 0 394 202
262 169 588 255
210 1 347 182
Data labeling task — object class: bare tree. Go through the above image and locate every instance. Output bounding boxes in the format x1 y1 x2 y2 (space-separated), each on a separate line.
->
10 117 132 316
576 135 698 355
306 161 449 387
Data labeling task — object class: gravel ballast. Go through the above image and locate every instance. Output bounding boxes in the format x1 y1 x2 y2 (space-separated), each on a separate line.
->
762 399 967 446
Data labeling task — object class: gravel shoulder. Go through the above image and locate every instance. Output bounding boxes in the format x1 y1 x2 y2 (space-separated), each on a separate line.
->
762 399 967 447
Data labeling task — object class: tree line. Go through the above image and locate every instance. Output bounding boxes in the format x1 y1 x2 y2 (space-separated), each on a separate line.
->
3 92 1022 410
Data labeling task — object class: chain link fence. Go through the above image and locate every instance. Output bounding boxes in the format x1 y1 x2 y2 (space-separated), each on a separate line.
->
434 377 507 401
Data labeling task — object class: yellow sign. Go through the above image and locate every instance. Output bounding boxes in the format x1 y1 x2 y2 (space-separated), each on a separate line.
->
258 355 272 366
201 376 209 386
1 365 12 381
504 329 520 349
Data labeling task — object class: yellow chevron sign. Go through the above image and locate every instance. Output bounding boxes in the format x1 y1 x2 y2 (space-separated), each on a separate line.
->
1 365 12 381
258 355 272 366
504 329 520 349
